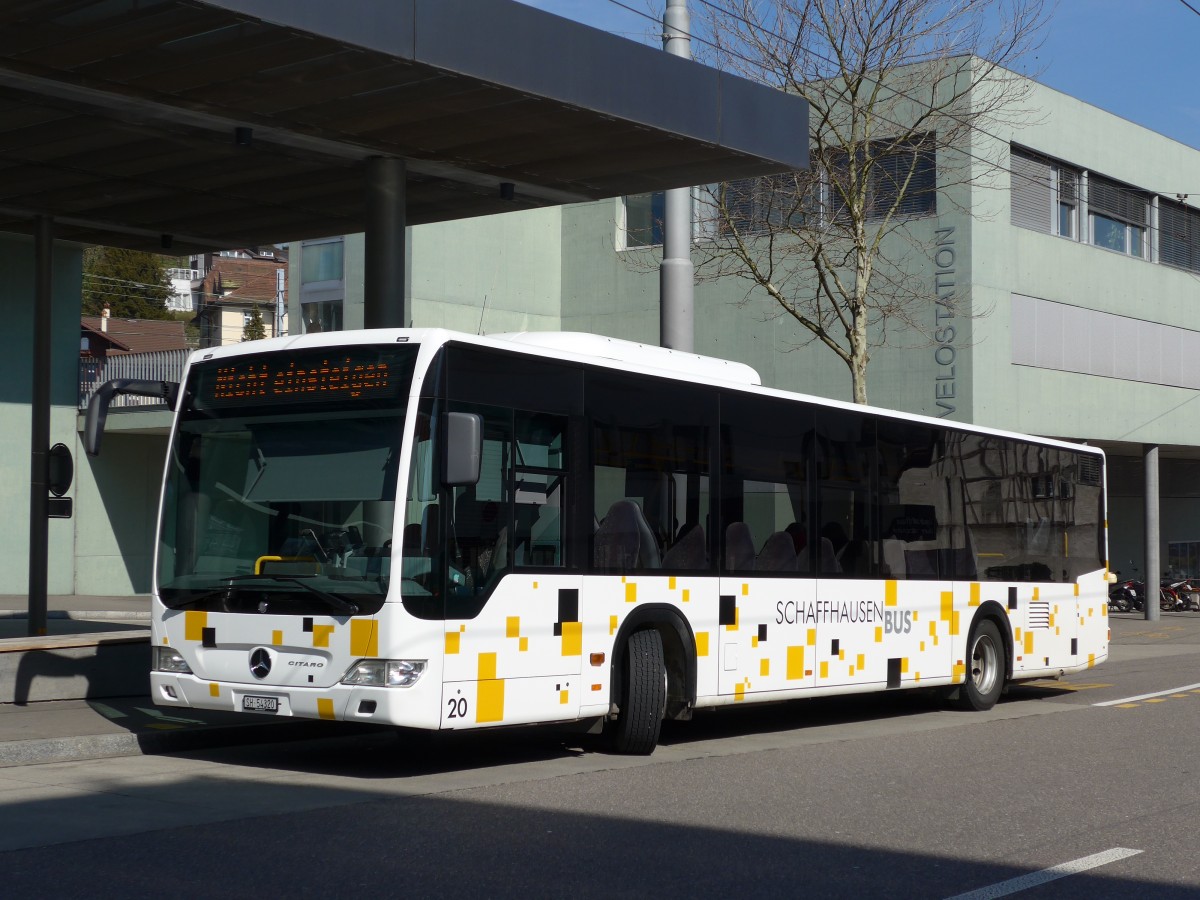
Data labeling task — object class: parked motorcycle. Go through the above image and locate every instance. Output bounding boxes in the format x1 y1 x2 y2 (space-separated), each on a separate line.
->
1169 579 1200 611
1109 579 1140 612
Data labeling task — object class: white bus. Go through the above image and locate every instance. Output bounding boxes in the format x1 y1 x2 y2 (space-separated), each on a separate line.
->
86 328 1110 753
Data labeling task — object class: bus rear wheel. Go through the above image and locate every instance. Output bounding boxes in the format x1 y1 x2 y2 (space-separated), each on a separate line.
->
957 618 1005 711
611 629 666 755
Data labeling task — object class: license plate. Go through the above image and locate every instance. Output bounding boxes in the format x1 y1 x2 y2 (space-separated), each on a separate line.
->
242 695 279 713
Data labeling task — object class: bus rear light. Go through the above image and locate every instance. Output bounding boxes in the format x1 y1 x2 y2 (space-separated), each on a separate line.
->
152 646 192 674
341 659 426 687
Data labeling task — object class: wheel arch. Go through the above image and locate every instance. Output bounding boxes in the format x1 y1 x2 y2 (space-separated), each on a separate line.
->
969 600 1013 681
610 604 697 720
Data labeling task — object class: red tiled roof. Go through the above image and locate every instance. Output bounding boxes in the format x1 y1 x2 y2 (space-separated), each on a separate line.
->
80 316 188 353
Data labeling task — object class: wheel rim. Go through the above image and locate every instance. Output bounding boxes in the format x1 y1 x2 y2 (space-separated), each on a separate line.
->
970 632 999 696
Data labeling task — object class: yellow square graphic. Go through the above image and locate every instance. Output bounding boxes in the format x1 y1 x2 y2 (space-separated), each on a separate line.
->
562 621 583 656
885 580 898 607
209 683 220 697
625 582 637 604
506 616 520 639
477 679 505 723
445 631 461 655
185 610 208 642
696 631 709 657
478 652 497 681
317 698 335 720
351 619 378 657
312 624 335 648
272 630 283 646
760 658 770 677
787 646 805 680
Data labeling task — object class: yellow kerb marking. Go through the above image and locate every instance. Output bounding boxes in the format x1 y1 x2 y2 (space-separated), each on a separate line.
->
445 632 460 655
760 658 770 677
272 630 283 646
506 616 520 638
970 583 981 607
209 683 220 697
185 610 208 642
561 621 582 656
1146 698 1167 704
350 620 378 657
787 646 804 680
317 698 335 720
625 582 637 603
696 632 709 657
1115 703 1139 709
609 615 619 636
312 624 335 648
885 580 898 607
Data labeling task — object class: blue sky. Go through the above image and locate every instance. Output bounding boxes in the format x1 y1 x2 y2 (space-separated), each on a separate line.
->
515 0 1200 155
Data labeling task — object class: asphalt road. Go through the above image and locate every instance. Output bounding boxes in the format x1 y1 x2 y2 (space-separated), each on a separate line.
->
3 612 1200 898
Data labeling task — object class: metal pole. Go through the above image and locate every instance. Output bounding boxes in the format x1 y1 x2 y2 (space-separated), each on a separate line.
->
1144 443 1160 622
660 0 694 352
364 156 407 329
27 216 52 636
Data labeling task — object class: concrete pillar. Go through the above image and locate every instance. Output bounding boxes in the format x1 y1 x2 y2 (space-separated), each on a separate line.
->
1144 443 1160 622
364 157 407 329
27 216 52 636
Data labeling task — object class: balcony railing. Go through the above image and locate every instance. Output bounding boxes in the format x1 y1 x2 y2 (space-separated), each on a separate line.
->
78 349 190 411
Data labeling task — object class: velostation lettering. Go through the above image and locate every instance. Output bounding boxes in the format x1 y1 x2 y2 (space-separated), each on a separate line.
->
933 225 956 417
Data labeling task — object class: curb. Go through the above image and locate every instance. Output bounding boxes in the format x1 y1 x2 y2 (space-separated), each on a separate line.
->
0 720 381 768
0 611 151 621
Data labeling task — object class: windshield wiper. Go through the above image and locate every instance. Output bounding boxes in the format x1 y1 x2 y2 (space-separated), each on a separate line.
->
229 574 360 615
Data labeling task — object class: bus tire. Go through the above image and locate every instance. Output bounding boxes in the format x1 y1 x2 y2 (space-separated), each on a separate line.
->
611 629 666 755
957 618 1005 711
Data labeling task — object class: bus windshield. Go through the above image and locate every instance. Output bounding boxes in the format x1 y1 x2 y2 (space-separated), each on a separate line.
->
156 344 419 614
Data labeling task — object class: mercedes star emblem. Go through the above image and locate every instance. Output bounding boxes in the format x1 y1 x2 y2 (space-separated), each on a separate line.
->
249 647 272 679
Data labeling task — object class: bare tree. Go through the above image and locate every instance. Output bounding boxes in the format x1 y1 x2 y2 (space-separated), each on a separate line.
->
694 0 1047 404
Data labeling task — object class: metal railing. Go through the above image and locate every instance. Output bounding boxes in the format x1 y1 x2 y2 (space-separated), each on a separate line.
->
78 349 190 411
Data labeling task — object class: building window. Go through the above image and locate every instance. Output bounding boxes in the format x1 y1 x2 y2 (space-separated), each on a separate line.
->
1011 146 1080 238
717 174 815 236
301 239 344 284
622 192 665 249
1088 175 1147 257
825 137 937 224
301 300 343 334
1158 198 1200 274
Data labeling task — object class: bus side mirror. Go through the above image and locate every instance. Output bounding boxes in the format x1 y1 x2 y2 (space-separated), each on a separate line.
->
85 379 180 457
443 412 482 486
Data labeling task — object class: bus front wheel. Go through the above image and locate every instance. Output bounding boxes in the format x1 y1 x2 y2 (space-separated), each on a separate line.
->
611 629 667 755
957 618 1005 711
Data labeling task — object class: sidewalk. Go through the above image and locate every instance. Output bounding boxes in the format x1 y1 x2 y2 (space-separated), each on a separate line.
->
0 593 378 766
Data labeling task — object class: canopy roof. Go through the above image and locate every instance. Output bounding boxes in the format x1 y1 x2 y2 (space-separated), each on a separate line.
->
0 0 808 253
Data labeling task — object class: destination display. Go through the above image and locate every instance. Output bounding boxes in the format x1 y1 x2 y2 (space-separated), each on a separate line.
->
191 346 417 408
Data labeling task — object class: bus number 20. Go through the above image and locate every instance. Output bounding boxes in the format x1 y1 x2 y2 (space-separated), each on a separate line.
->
447 696 468 719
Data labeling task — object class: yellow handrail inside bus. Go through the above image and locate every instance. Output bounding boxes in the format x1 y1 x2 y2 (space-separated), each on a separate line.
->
255 555 318 575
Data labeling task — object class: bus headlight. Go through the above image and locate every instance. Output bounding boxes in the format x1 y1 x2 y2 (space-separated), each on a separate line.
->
152 646 192 674
341 659 426 687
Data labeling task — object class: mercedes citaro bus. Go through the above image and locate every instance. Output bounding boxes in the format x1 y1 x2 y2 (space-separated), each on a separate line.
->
86 328 1110 753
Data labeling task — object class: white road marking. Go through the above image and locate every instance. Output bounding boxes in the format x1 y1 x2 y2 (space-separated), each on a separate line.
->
1093 681 1200 706
944 848 1142 900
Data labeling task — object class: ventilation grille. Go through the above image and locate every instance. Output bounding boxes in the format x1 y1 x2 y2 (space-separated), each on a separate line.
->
1028 600 1051 629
